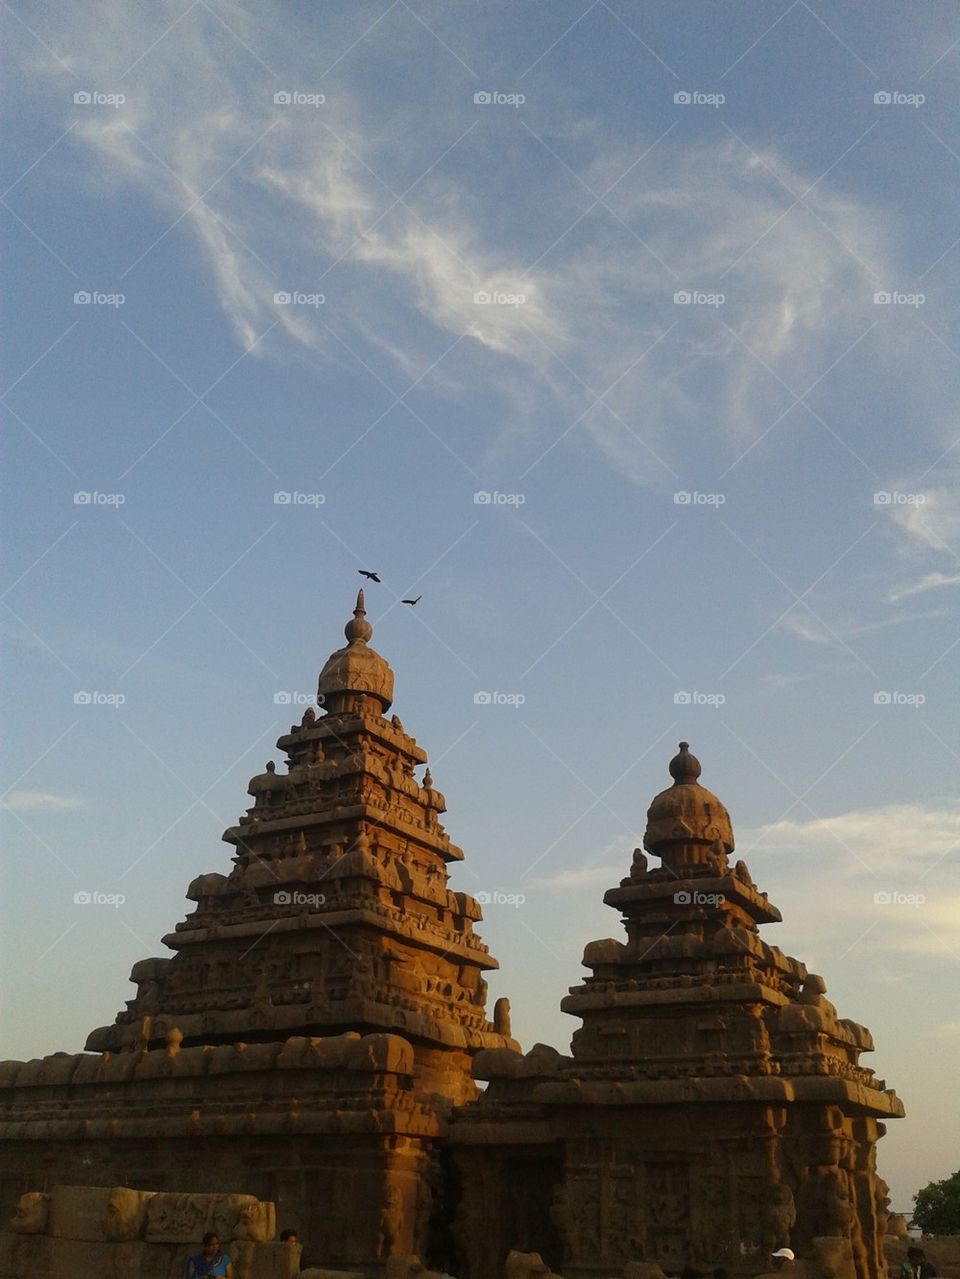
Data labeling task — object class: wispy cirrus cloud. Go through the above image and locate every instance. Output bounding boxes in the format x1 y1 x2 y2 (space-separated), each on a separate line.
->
741 802 960 873
890 486 960 553
1 791 85 812
14 0 931 489
886 570 960 604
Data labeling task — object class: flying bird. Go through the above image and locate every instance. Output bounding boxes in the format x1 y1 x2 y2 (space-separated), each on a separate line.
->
358 570 381 582
401 595 422 606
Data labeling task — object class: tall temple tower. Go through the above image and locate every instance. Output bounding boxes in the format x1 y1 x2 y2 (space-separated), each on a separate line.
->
0 594 516 1268
86 590 510 1101
450 744 902 1279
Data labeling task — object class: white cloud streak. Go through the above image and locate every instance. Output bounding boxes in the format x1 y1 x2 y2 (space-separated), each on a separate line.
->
14 0 927 489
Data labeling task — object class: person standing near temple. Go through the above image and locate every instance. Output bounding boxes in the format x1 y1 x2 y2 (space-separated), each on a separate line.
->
280 1228 303 1268
183 1232 233 1278
755 1246 796 1279
902 1246 938 1279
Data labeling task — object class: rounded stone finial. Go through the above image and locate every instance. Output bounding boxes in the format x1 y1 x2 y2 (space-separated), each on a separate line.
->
266 761 276 774
669 742 701 784
318 589 394 712
423 768 433 788
345 589 373 644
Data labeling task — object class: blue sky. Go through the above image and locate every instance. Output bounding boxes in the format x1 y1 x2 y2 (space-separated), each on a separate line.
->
3 0 959 1212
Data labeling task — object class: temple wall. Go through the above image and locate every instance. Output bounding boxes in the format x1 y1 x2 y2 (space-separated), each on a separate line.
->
0 1135 434 1270
0 1034 453 1271
451 1101 894 1279
0 1184 298 1279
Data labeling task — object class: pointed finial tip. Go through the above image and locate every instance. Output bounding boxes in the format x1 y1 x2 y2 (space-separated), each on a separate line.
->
345 589 373 643
669 741 701 784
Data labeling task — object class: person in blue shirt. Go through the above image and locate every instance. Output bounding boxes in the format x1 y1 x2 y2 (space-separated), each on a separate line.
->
184 1232 233 1277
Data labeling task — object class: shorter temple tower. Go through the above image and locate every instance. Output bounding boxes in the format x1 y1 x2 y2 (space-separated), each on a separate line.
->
450 744 902 1279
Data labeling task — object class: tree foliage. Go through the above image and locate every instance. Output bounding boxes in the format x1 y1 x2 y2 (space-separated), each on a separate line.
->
913 1170 960 1235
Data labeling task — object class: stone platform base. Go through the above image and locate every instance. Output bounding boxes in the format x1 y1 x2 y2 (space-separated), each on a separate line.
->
0 1184 298 1279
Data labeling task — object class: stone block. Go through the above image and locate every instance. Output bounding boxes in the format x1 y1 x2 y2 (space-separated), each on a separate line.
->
134 1240 184 1279
144 1191 266 1243
232 1199 277 1242
0 1231 51 1277
229 1239 302 1279
357 1033 414 1074
49 1237 147 1277
49 1185 153 1242
505 1250 563 1279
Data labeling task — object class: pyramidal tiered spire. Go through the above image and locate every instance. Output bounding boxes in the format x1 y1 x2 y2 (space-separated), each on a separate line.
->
457 743 902 1279
563 743 881 1084
86 594 514 1097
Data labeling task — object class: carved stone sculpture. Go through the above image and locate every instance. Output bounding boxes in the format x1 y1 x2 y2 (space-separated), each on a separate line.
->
9 1192 49 1234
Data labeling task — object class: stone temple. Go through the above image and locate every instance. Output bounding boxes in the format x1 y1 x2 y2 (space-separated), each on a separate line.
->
0 594 903 1278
